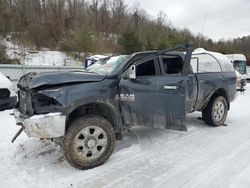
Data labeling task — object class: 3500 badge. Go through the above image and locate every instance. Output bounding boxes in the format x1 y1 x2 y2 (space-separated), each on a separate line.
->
115 94 135 102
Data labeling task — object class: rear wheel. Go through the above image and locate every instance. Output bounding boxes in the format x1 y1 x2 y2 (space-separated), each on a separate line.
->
202 96 228 126
63 115 116 170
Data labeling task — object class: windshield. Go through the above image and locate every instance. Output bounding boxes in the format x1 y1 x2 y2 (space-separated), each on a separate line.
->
233 60 247 74
86 55 129 74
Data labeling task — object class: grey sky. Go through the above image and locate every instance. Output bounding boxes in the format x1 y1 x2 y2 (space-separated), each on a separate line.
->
125 0 250 41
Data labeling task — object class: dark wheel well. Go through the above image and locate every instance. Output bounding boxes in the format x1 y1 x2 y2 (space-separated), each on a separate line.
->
66 103 122 140
209 88 230 110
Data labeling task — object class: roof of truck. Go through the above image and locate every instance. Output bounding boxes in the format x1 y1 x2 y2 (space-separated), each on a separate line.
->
225 54 246 61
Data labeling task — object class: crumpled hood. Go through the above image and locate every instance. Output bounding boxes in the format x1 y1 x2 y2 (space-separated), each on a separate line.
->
18 70 106 90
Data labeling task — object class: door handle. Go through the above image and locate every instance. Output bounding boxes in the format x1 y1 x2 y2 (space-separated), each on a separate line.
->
163 85 179 90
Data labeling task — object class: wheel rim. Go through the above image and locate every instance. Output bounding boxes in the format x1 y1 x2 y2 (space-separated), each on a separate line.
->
74 126 108 161
213 100 225 122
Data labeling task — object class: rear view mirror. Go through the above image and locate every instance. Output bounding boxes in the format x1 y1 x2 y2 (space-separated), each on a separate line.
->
128 65 136 79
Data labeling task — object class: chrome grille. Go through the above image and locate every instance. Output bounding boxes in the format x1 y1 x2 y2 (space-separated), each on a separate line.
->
19 90 26 114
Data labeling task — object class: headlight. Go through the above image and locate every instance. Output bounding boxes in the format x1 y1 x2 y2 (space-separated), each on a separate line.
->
32 94 63 114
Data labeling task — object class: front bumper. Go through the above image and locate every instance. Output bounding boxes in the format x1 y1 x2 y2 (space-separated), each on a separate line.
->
14 109 66 139
0 96 17 111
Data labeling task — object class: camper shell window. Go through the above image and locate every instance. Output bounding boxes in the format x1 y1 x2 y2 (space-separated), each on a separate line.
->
191 53 222 73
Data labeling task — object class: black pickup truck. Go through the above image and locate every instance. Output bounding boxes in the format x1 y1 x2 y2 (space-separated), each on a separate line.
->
14 44 236 169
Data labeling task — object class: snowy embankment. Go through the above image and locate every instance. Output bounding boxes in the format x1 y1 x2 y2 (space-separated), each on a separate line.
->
4 40 81 66
0 85 250 188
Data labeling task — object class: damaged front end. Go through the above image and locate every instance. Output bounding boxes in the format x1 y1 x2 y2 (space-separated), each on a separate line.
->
13 75 67 141
14 110 66 139
13 70 105 142
13 87 67 141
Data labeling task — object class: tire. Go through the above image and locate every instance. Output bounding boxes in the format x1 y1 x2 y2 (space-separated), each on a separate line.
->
202 95 228 126
63 115 116 170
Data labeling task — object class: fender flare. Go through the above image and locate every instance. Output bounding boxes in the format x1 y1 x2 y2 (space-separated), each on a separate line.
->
62 97 123 140
202 88 230 111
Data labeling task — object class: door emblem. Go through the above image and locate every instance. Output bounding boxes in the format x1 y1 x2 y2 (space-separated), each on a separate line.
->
115 94 135 102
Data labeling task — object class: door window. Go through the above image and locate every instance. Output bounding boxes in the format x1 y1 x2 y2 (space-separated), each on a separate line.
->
160 56 184 74
136 59 156 77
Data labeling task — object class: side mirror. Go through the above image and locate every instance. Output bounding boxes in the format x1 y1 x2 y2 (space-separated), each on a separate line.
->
127 65 136 79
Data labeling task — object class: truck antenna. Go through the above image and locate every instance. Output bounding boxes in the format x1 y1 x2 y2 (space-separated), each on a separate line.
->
199 0 212 48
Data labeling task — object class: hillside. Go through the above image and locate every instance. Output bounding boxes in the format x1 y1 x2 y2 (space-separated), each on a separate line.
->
0 0 249 63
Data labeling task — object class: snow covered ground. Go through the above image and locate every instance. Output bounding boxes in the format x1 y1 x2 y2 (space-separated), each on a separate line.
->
0 85 250 188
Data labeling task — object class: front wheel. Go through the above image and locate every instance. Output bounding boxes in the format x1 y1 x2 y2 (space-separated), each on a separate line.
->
202 96 228 126
63 115 116 170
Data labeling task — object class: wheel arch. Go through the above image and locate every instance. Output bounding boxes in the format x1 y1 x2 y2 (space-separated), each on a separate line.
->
65 101 123 140
203 88 230 111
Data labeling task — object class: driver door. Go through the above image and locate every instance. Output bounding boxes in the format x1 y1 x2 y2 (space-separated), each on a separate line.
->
119 55 188 131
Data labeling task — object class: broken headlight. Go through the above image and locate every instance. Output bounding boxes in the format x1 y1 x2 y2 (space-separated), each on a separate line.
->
32 93 64 114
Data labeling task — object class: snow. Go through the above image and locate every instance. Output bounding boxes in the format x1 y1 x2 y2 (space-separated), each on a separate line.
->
1 85 250 187
23 51 69 66
3 40 81 66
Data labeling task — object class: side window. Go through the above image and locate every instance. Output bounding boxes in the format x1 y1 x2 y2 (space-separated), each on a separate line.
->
136 59 156 77
161 56 183 74
193 54 222 73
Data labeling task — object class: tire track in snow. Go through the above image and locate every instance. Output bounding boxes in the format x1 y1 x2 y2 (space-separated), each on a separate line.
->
69 123 232 187
153 119 250 187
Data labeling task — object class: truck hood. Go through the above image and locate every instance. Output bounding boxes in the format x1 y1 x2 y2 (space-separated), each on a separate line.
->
18 70 106 90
